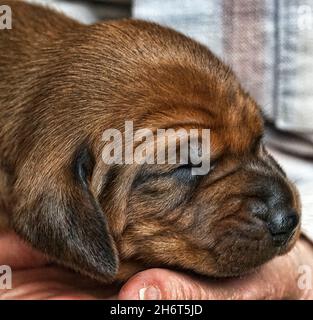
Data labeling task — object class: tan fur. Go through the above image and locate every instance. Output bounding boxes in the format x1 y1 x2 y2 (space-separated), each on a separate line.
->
0 1 301 282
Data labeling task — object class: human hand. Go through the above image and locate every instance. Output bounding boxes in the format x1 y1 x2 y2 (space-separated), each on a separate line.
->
0 231 119 299
1 231 312 300
119 237 313 300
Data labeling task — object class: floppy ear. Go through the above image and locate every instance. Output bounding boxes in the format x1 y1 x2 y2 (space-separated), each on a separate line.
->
11 143 118 282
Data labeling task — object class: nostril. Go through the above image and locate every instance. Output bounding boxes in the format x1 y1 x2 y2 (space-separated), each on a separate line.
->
287 212 299 232
268 209 299 244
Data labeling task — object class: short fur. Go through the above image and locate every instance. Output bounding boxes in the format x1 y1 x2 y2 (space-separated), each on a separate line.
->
0 1 301 282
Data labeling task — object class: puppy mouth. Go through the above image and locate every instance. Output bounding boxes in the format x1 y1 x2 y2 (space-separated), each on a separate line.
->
211 218 300 277
272 229 297 248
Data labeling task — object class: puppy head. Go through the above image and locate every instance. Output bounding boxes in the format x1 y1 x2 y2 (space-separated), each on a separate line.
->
10 20 300 282
90 21 300 279
103 85 301 279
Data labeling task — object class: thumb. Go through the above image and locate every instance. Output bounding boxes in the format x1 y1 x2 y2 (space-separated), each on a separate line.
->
118 264 294 300
118 268 239 300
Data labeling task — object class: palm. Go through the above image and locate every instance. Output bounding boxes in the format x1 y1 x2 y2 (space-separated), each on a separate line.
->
0 232 119 299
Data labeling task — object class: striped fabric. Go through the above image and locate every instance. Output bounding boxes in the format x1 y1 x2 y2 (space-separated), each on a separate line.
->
134 0 313 133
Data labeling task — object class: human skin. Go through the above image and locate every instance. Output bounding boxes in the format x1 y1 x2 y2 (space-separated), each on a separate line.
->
0 231 312 300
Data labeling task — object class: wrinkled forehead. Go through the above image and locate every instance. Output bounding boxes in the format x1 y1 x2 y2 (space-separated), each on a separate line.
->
133 62 264 157
136 96 264 159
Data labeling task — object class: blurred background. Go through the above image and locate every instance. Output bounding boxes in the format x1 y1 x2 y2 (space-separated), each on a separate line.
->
26 0 313 234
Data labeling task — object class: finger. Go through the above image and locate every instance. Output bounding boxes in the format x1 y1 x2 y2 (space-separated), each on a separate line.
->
118 268 242 300
0 231 49 269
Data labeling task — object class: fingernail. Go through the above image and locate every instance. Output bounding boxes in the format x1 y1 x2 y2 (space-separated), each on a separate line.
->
139 286 161 300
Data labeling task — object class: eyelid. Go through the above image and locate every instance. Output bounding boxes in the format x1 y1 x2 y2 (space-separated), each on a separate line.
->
133 156 219 188
174 157 218 173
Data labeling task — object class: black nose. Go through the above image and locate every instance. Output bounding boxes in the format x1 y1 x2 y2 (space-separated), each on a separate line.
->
267 209 299 245
248 175 300 246
249 199 299 246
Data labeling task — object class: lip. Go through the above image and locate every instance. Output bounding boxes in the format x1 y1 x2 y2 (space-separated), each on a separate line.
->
272 234 290 247
271 227 297 247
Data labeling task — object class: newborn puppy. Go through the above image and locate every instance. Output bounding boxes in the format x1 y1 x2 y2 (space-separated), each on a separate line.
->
0 1 301 282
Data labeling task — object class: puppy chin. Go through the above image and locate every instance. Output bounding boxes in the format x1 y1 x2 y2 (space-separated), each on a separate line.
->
210 226 301 278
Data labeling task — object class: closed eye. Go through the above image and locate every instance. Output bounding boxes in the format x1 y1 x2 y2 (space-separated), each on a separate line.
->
132 160 218 189
171 159 218 180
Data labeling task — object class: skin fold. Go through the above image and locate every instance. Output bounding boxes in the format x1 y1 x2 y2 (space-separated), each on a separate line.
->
0 1 303 287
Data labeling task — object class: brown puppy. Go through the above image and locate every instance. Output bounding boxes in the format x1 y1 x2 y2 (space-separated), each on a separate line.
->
0 1 301 283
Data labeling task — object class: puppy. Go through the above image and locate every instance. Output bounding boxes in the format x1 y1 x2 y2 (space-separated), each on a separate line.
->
0 1 301 283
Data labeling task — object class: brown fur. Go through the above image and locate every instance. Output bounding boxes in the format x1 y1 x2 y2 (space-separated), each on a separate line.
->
0 1 301 282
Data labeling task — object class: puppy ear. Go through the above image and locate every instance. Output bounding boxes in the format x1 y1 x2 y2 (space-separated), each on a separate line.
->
12 143 118 282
